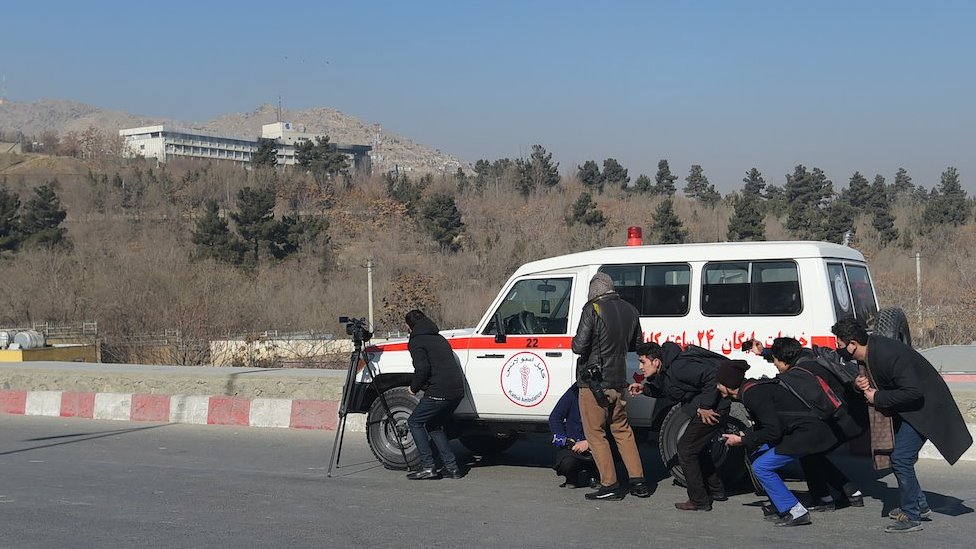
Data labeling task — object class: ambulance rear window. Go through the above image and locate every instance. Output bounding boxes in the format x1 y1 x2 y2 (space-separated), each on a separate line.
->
598 263 690 316
702 260 801 316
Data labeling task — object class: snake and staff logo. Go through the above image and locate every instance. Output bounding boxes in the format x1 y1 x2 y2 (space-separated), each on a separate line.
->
500 352 550 407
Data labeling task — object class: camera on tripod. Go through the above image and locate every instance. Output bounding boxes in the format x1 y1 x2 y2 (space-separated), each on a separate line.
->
339 316 373 344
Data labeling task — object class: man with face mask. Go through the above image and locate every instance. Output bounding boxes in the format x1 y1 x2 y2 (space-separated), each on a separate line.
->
832 317 973 533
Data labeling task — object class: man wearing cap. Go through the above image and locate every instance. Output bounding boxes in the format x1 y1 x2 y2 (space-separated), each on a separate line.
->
719 359 831 527
572 272 648 501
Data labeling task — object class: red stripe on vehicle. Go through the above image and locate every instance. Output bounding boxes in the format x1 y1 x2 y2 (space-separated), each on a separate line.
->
367 336 573 354
811 336 836 349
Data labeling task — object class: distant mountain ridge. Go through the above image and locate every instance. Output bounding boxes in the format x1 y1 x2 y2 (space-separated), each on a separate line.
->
0 99 467 174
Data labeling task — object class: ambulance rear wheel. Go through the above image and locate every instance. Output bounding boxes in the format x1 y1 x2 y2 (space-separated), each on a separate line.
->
366 386 421 470
658 403 751 489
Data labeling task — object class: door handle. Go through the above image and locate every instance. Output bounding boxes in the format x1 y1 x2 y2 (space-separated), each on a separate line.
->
545 352 562 357
477 354 505 359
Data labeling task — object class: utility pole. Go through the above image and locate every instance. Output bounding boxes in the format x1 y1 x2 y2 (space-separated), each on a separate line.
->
366 258 375 330
915 251 922 324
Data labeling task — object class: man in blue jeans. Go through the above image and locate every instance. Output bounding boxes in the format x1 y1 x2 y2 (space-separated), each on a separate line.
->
404 310 466 480
833 317 972 533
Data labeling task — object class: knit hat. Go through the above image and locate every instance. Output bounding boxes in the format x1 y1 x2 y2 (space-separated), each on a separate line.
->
716 359 750 389
588 272 614 300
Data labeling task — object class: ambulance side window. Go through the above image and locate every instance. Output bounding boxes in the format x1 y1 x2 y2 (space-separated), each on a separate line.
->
484 277 573 335
702 261 801 316
599 263 690 316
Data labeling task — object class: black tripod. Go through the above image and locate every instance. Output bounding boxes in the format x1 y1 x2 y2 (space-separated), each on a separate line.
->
327 323 409 477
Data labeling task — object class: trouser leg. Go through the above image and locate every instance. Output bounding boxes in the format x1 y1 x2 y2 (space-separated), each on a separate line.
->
407 396 441 469
580 389 617 487
677 412 723 505
751 446 800 514
891 419 928 521
426 398 461 471
605 389 644 481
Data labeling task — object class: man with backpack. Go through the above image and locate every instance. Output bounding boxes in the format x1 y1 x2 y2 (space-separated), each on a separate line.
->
758 337 865 512
833 317 973 534
628 341 733 511
719 350 850 527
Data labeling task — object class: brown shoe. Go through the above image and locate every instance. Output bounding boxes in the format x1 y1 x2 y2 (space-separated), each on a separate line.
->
675 500 712 512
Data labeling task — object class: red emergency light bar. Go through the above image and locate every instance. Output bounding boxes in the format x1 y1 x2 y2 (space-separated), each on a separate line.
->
627 226 643 246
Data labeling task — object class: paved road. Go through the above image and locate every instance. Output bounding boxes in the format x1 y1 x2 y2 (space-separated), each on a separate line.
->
1 416 974 549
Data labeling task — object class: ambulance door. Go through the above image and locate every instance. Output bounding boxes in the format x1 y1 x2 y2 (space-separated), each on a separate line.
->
464 275 576 417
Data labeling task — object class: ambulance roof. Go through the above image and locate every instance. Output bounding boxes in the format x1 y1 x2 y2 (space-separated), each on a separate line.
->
512 241 865 277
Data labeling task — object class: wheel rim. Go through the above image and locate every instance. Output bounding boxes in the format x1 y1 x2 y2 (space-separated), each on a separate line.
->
373 405 416 460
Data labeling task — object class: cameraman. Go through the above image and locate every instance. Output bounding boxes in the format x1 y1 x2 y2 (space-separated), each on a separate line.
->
572 273 648 501
405 310 465 480
548 383 598 488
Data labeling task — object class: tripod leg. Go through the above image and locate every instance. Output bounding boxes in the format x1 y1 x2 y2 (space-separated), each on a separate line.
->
362 352 412 469
326 414 347 477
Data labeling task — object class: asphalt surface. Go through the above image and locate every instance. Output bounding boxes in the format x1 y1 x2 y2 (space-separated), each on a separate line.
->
1 416 975 549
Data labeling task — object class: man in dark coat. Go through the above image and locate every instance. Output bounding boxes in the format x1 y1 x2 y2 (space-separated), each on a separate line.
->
572 272 647 501
629 341 731 511
405 309 466 480
720 356 846 527
548 383 598 488
833 317 973 533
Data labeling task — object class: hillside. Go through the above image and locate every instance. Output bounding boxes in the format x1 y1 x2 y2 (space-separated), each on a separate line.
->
0 99 467 175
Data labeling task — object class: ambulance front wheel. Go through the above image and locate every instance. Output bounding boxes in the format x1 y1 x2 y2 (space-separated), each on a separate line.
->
366 386 421 470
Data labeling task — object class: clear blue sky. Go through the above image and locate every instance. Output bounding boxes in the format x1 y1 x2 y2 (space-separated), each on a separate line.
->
3 0 975 192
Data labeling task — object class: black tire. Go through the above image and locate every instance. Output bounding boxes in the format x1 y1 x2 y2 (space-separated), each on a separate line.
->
366 386 421 470
658 403 752 489
459 433 518 456
876 307 912 347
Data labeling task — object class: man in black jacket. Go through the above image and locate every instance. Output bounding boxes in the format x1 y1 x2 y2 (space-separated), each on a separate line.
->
629 341 731 511
405 309 466 480
833 317 973 533
572 273 648 501
720 356 846 527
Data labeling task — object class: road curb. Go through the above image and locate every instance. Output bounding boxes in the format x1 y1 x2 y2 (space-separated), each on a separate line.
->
0 389 367 431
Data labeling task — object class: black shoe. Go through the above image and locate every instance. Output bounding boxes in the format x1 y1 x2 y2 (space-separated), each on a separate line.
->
441 468 464 479
709 492 729 502
762 504 784 522
585 484 625 501
808 498 836 512
774 512 812 527
630 482 651 498
885 519 923 533
406 468 442 480
843 494 864 508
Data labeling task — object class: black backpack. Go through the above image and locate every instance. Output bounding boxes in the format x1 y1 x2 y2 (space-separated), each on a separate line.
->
777 366 845 421
805 345 858 385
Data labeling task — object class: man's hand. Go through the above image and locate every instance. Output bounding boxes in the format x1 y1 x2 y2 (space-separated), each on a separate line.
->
854 375 871 392
697 407 720 425
749 340 763 355
863 387 877 404
628 382 643 397
407 387 415 396
572 440 590 453
722 433 743 447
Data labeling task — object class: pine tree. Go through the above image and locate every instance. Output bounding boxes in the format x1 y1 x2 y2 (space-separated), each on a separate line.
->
684 165 720 206
20 183 70 249
192 199 244 264
868 174 890 216
742 168 766 197
892 167 914 196
454 168 468 194
577 160 603 193
230 186 277 265
252 138 278 168
421 192 465 251
653 159 678 196
784 165 833 239
0 185 22 253
632 174 652 194
922 166 969 228
841 172 872 208
872 203 898 248
385 172 424 216
602 158 629 191
295 135 349 184
567 192 607 228
821 200 857 243
650 198 687 244
727 195 766 241
517 144 559 196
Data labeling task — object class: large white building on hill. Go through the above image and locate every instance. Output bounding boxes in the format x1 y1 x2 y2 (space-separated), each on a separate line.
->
119 122 371 174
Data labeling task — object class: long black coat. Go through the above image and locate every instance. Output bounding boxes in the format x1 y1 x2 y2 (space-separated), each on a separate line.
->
740 380 841 456
866 335 972 464
643 342 731 416
408 317 465 399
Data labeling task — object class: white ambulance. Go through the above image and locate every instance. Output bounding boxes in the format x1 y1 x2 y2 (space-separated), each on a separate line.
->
347 232 910 482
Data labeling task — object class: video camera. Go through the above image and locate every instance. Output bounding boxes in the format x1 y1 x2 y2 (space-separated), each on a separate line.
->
339 316 372 344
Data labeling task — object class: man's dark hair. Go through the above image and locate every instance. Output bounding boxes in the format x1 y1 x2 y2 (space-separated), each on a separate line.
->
770 337 803 365
831 316 869 345
636 341 664 360
405 309 427 330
